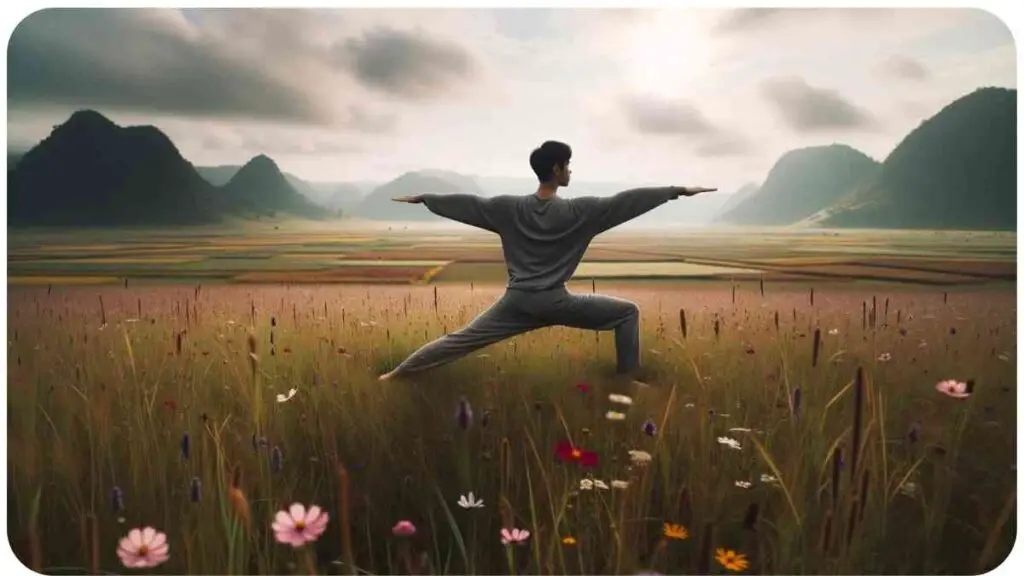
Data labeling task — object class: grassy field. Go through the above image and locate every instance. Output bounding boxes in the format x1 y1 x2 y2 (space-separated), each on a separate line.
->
5 224 1018 574
5 276 1017 575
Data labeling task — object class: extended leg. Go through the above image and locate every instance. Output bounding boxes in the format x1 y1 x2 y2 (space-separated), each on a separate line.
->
381 294 542 380
545 292 641 374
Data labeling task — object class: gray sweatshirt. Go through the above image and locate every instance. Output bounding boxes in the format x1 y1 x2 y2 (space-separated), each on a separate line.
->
421 187 682 291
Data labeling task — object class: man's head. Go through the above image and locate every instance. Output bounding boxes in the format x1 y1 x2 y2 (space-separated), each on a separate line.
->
529 141 572 187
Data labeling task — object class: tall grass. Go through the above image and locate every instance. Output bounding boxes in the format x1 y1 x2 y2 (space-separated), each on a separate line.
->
6 282 1017 574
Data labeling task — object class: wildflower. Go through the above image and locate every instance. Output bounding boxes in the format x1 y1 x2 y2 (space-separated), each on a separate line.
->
555 440 599 467
935 379 971 399
605 411 626 421
575 382 590 394
117 527 170 569
270 447 284 473
276 388 297 403
628 449 653 465
877 353 892 362
828 328 839 335
611 480 630 490
899 482 918 497
457 492 484 509
189 477 201 503
110 486 125 513
456 397 473 430
272 503 329 548
642 418 658 436
609 394 633 405
392 520 416 537
717 437 742 450
728 427 753 433
760 474 778 484
501 527 531 545
593 479 610 490
180 430 192 457
562 536 577 546
579 479 594 490
735 480 752 489
715 548 750 572
684 402 695 408
662 523 689 540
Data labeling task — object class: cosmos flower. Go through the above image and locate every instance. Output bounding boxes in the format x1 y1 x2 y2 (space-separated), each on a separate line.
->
593 479 610 490
579 479 594 491
501 527 531 545
457 492 484 509
555 440 599 467
715 548 750 572
877 353 892 362
276 388 298 403
628 449 653 465
662 523 689 540
735 480 752 489
935 379 971 399
272 504 329 548
391 520 416 537
611 480 630 490
116 527 169 569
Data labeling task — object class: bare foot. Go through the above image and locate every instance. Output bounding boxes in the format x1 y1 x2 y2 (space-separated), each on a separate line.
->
378 371 395 381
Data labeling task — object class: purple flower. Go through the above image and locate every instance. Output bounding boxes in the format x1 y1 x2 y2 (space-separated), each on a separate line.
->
190 477 201 502
642 418 657 436
456 397 473 430
271 446 284 473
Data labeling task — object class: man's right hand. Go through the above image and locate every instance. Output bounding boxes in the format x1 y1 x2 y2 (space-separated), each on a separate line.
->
392 195 425 204
677 186 717 197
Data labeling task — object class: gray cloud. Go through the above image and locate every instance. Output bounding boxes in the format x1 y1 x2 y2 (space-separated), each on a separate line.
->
760 77 877 131
333 27 477 99
7 9 340 124
621 96 718 135
715 8 786 32
716 8 890 33
693 133 754 157
880 55 930 80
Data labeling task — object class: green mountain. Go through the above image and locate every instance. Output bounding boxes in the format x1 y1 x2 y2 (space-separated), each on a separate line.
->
353 171 483 221
196 165 368 213
807 87 1016 230
8 110 220 227
716 144 880 225
220 155 327 219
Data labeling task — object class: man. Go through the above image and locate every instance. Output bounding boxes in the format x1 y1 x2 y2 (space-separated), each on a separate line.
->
378 140 715 382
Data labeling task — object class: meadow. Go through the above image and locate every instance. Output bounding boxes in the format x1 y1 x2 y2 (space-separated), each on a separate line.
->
5 225 1018 575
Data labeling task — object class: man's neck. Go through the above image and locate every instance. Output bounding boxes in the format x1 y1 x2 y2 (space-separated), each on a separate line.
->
535 182 559 200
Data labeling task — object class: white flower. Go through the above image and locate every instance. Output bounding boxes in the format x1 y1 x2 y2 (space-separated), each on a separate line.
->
728 427 753 433
684 403 696 409
611 480 630 490
579 479 594 491
457 492 484 509
828 328 839 335
276 388 298 403
608 394 633 405
628 450 653 465
717 436 742 450
605 411 626 421
877 352 892 362
760 474 778 484
593 479 610 490
899 481 918 497
735 481 752 489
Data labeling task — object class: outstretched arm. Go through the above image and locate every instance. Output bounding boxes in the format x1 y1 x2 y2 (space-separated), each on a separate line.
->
577 186 716 234
393 194 501 233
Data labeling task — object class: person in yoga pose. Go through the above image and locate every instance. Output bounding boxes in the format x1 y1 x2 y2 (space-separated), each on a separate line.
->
378 140 715 382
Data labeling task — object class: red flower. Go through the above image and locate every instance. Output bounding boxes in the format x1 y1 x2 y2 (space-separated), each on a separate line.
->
555 441 598 467
575 382 591 394
163 399 179 411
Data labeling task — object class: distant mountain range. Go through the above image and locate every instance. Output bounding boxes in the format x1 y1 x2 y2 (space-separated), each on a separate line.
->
717 86 1016 231
6 87 1017 230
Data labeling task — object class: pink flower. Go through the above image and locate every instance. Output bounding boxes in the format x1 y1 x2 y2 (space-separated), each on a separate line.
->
117 527 169 569
392 520 417 537
935 379 971 399
501 527 531 545
272 503 329 548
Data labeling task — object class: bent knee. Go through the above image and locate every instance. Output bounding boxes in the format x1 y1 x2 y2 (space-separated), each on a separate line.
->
622 300 640 318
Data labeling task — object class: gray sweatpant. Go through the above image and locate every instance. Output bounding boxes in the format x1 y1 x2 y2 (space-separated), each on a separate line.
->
390 286 641 377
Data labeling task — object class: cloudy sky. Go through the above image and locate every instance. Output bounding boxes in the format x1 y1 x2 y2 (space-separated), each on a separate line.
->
6 7 1016 192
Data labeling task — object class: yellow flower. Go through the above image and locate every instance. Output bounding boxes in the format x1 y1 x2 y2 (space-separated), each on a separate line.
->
662 522 689 540
715 548 750 572
562 536 577 546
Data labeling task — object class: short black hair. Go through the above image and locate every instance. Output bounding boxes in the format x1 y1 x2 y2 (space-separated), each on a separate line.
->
529 141 572 182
